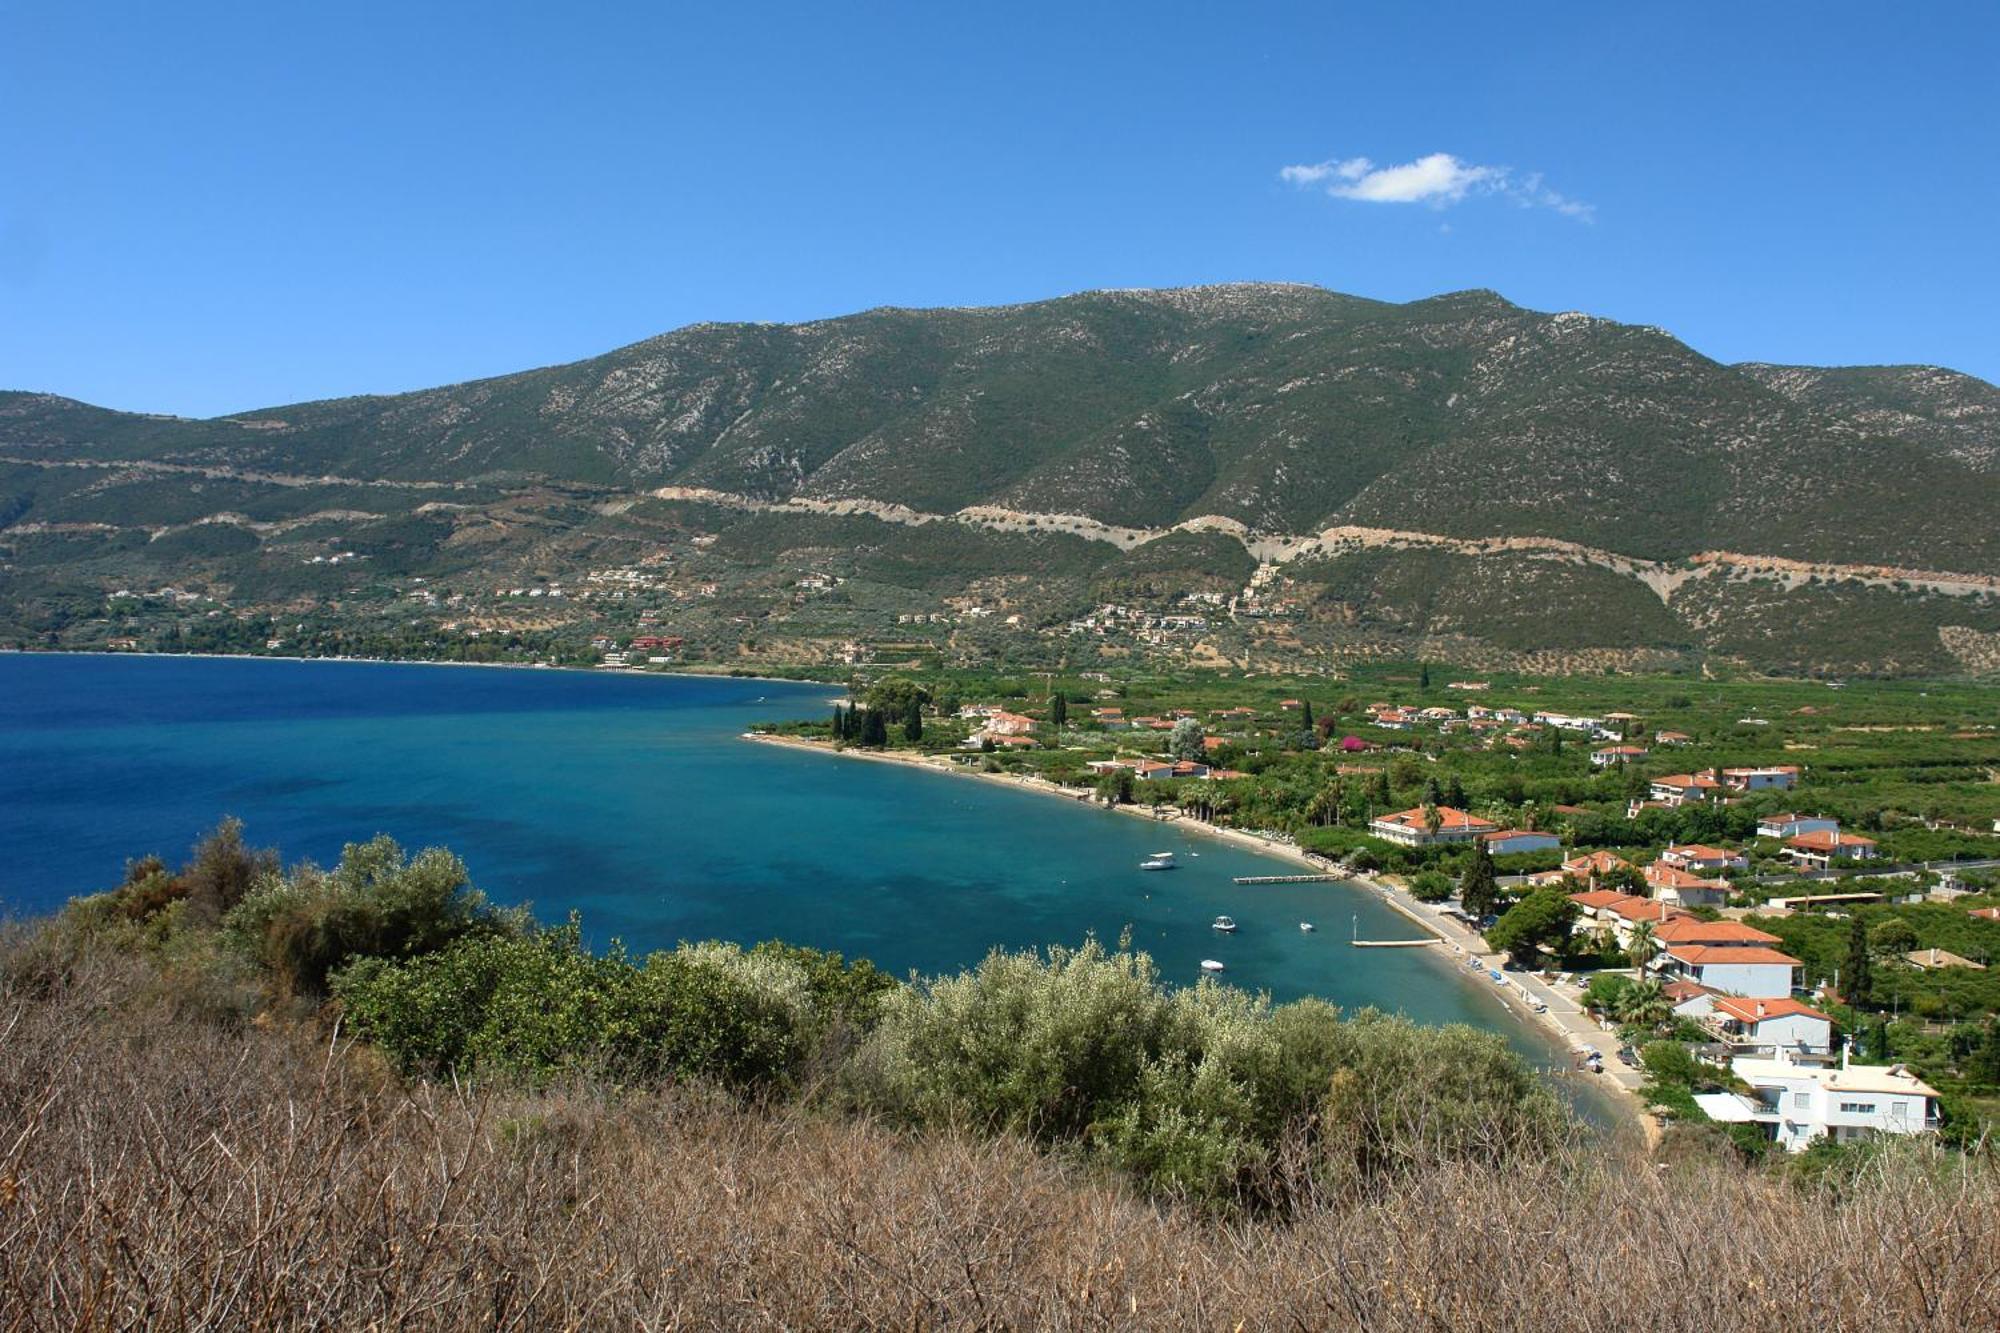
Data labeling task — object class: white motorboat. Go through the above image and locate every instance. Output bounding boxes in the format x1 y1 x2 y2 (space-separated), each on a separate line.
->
1139 852 1177 871
1200 959 1225 974
1299 921 1315 933
1212 915 1237 933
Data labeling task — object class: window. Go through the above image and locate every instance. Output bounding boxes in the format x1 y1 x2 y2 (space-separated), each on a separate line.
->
1792 1092 1810 1109
1838 1101 1875 1114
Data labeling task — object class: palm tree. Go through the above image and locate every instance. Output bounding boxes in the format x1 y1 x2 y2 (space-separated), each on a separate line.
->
1422 802 1443 839
1627 920 1658 971
1612 979 1671 1032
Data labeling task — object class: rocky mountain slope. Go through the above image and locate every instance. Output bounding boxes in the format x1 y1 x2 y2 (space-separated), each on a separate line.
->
4 285 1999 674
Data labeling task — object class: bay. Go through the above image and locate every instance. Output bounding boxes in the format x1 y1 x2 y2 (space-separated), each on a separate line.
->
0 653 1596 1089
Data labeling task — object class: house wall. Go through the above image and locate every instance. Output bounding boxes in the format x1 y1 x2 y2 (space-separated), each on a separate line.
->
1693 960 1795 998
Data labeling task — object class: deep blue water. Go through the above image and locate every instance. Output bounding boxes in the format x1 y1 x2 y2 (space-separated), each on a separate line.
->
0 653 1589 1078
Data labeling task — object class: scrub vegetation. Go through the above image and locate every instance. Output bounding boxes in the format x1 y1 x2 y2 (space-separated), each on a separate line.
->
3 821 1998 1328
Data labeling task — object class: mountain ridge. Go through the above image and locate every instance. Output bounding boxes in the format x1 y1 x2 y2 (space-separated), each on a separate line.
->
5 283 2000 674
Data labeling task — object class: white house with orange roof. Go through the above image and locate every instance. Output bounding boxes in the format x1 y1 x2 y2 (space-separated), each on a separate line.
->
1659 844 1747 874
1659 944 1802 999
1591 744 1649 768
984 711 1037 736
1702 996 1834 1058
1368 806 1500 847
1648 771 1725 806
1784 830 1881 869
1643 862 1732 908
1561 850 1635 888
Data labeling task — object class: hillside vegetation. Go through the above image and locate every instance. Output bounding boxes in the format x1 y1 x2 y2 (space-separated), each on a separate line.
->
5 284 2000 674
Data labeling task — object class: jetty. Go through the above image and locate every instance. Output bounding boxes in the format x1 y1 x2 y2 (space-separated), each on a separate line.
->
1231 873 1344 884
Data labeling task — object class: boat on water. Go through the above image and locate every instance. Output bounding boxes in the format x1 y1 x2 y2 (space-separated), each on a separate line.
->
1212 915 1238 933
1200 959 1225 974
1139 852 1177 871
1299 921 1315 933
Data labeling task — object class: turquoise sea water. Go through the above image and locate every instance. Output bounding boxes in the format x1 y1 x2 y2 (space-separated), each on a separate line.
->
0 653 1594 1086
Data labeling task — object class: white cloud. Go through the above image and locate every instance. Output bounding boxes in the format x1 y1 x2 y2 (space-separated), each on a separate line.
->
1280 152 1593 221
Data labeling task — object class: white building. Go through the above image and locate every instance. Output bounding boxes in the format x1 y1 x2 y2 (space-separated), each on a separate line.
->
1702 996 1834 1059
1699 1051 1942 1153
1660 944 1802 999
1757 813 1840 840
1721 765 1801 793
1479 829 1562 857
1367 806 1500 848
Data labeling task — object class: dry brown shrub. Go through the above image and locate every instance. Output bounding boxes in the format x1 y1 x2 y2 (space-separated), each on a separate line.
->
1 946 1996 1330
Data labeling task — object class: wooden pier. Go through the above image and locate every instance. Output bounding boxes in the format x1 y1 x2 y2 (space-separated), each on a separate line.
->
1349 938 1437 948
1231 873 1344 884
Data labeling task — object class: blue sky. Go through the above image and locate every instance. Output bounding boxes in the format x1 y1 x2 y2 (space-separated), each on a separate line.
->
3 2 1996 416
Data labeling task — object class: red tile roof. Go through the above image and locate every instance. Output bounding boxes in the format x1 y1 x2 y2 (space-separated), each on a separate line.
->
1788 830 1877 852
1374 806 1501 834
1708 995 1827 1025
1651 917 1780 946
1667 944 1803 967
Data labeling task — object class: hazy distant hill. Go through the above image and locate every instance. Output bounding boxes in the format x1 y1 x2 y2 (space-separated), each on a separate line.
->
5 284 2000 674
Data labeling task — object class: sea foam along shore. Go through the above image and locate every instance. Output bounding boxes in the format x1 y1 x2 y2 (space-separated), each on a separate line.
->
741 731 1647 1117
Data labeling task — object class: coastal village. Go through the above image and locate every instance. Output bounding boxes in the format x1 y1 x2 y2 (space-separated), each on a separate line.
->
758 670 2000 1152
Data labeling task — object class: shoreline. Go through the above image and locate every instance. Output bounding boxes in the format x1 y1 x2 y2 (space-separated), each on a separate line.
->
0 648 831 690
744 732 1647 1122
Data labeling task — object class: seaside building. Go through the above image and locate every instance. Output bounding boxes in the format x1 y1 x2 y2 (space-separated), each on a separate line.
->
1698 1051 1942 1152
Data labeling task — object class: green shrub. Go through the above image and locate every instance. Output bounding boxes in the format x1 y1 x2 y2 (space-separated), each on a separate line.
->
332 924 831 1091
847 937 1563 1206
223 836 512 995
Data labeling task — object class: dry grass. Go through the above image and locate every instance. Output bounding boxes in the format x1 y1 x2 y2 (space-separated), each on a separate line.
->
2 952 1997 1331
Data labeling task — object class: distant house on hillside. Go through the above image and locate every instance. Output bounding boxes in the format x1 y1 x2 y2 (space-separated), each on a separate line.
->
1659 844 1746 874
1644 862 1732 909
1757 813 1840 840
1722 765 1801 793
1591 745 1649 768
1784 830 1880 869
1905 948 1985 972
984 711 1037 736
1649 772 1724 806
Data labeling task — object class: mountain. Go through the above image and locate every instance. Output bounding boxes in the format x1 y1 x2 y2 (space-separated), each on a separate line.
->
4 284 1999 675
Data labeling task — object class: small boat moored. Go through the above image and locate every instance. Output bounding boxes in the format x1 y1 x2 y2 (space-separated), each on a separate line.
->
1299 921 1315 933
1139 852 1177 871
1200 959 1225 974
1212 915 1238 933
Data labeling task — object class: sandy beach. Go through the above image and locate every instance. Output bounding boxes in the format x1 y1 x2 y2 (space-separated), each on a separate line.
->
744 731 1649 1121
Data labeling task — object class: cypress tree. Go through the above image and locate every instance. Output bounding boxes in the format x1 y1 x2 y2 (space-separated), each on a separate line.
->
903 697 923 743
1844 914 1873 1009
1419 662 1431 690
860 707 889 748
1445 775 1467 810
1050 691 1068 727
1300 699 1314 733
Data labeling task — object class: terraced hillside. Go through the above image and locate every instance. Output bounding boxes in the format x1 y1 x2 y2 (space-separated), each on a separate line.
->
4 285 1998 674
